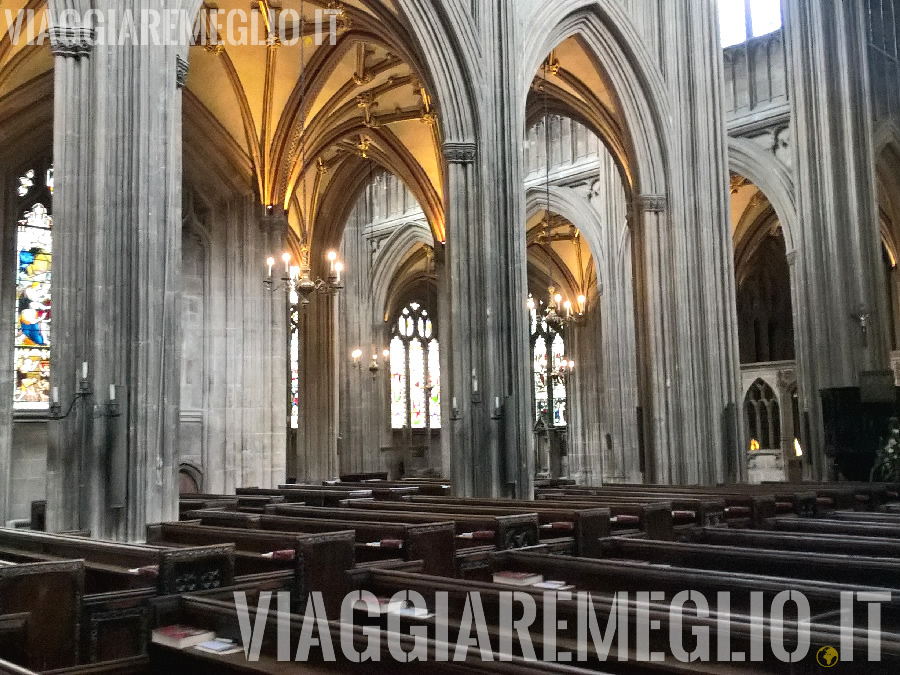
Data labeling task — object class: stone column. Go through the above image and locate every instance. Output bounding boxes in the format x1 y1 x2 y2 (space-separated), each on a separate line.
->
448 0 533 498
46 1 199 539
443 143 480 495
785 0 888 476
639 0 742 484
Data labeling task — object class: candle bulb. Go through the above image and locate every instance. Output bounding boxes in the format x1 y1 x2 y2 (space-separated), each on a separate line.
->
82 361 88 380
282 252 291 275
267 257 275 278
495 397 500 409
452 397 458 409
51 387 59 404
327 251 337 273
334 262 343 283
109 384 116 401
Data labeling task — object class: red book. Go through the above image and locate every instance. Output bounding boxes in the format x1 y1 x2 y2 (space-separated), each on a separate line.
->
152 625 216 650
262 549 295 561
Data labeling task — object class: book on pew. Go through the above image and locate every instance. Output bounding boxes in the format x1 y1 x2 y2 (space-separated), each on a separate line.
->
492 571 544 586
532 580 576 591
457 530 496 540
152 625 216 650
353 597 409 615
389 606 434 620
194 639 244 656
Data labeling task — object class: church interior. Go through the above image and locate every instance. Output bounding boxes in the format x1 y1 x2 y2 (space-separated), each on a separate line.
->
1 0 900 672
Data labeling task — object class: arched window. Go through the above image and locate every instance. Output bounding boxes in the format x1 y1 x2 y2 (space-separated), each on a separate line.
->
390 302 440 429
289 290 300 429
745 379 780 450
14 165 53 410
719 0 782 47
529 296 568 427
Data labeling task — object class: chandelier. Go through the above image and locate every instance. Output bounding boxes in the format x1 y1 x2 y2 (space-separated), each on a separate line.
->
265 246 343 304
537 58 585 330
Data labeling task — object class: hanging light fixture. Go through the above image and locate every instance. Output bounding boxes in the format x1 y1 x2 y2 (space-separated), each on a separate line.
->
538 58 585 330
264 0 344 304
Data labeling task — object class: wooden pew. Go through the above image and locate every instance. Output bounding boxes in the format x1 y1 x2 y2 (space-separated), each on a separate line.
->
338 499 610 557
766 516 900 538
146 594 605 674
237 487 373 507
598 536 900 588
265 504 541 552
541 483 817 514
0 529 234 596
411 496 674 540
146 522 355 615
688 526 900 558
339 472 388 482
181 494 287 514
341 566 900 669
535 488 774 528
764 480 900 510
320 483 421 501
0 560 83 671
182 509 457 577
487 549 900 624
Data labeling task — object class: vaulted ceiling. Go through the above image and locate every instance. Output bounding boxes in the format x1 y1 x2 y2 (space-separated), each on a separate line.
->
1 1 631 252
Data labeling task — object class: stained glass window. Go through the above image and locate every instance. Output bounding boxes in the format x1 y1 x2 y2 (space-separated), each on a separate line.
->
529 296 568 427
289 290 300 429
390 302 440 429
14 166 53 410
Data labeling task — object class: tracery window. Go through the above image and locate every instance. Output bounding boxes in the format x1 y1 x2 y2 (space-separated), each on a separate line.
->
719 0 782 47
289 289 300 429
745 379 781 451
529 296 568 427
390 302 440 429
14 165 53 410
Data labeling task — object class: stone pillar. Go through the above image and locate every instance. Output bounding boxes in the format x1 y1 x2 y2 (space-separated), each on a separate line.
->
447 0 534 498
785 0 888 476
46 1 199 539
639 0 742 484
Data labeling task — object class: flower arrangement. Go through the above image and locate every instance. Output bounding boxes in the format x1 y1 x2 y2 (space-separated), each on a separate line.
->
872 416 900 482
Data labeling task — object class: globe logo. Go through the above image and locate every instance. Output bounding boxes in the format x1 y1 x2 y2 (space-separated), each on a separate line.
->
816 646 839 667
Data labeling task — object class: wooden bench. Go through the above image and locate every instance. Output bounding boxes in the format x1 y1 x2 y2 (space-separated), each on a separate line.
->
265 504 541 552
598 536 900 588
688 526 900 557
0 529 234 596
765 516 900 538
348 498 610 557
543 483 821 517
0 560 83 671
182 509 456 577
238 487 373 507
146 594 605 673
146 522 355 615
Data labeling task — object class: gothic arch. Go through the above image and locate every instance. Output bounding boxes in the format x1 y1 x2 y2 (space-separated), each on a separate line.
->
372 220 433 321
728 136 798 254
523 1 671 197
393 0 479 144
525 185 608 297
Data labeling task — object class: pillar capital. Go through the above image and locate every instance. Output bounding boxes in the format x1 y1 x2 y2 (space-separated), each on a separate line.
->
637 194 668 213
48 26 94 59
443 142 477 164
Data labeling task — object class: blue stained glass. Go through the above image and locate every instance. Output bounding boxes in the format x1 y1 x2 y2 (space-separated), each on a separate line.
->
14 168 53 410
